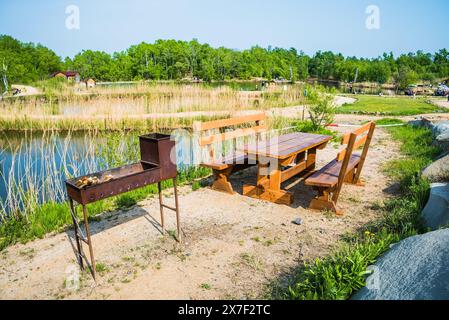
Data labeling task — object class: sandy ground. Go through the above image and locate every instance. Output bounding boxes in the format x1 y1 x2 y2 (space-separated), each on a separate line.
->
0 127 401 300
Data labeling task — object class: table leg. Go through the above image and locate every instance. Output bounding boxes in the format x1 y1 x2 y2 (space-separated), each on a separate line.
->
306 148 317 171
243 158 293 205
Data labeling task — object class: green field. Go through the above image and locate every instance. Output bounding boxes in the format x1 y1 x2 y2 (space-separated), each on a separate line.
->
337 95 446 116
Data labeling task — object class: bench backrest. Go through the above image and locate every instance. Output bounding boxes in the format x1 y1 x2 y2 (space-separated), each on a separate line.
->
332 122 376 202
193 113 267 161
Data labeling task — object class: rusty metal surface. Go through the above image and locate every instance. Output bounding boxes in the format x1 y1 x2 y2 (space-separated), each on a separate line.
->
139 133 177 180
65 132 181 280
66 162 161 205
66 132 178 205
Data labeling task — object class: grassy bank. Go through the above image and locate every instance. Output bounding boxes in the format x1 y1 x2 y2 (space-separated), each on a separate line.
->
337 95 446 116
270 121 440 300
0 166 210 251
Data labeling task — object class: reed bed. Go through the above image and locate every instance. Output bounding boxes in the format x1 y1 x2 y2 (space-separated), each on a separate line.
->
0 130 102 218
0 83 306 131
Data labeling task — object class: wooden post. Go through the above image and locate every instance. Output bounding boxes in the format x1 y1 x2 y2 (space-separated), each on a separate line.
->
306 148 317 171
353 123 376 184
332 133 357 204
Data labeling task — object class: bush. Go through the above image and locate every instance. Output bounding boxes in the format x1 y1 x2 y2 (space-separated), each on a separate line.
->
307 94 336 131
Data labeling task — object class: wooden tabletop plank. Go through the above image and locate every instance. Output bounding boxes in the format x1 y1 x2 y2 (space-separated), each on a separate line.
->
242 132 332 159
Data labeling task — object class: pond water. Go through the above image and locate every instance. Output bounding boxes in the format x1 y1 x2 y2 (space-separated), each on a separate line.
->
0 132 103 214
0 130 197 215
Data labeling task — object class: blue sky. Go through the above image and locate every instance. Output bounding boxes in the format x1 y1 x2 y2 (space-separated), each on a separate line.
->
0 0 448 58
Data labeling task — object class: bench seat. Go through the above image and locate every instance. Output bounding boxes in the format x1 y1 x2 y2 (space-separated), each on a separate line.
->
305 154 361 188
202 154 253 171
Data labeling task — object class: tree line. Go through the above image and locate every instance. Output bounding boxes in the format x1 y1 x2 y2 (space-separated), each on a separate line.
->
1 34 448 92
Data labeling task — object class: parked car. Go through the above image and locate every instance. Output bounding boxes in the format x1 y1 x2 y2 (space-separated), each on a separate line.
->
435 84 449 96
404 85 417 96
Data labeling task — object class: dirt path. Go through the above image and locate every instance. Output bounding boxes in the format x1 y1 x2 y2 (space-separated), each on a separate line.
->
0 127 400 300
11 85 40 97
429 98 449 109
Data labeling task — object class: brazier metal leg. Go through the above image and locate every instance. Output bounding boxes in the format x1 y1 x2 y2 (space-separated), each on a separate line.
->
69 198 84 269
173 177 182 242
82 205 96 280
157 181 165 233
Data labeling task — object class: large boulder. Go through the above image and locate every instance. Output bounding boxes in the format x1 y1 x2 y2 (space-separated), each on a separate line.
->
433 121 449 150
422 151 449 182
421 183 449 230
352 229 449 300
409 119 449 150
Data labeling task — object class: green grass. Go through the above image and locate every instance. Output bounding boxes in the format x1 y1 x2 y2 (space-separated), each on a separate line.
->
270 123 440 300
0 166 211 251
338 95 446 116
373 118 404 125
200 283 212 290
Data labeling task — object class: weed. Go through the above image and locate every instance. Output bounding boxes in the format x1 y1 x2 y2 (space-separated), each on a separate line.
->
200 283 212 290
95 262 109 274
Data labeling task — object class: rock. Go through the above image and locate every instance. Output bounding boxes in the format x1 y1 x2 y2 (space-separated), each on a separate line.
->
352 229 449 300
433 121 449 137
422 151 449 182
421 183 449 230
292 217 303 225
409 119 449 150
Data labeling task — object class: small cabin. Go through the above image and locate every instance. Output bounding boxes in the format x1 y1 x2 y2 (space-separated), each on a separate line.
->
51 71 80 83
84 78 96 88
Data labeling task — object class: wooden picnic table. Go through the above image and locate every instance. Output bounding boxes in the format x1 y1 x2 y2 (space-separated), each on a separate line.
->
241 132 332 205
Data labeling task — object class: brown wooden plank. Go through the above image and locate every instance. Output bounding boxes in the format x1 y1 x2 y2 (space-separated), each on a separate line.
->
194 113 266 131
199 125 267 146
243 133 332 158
250 132 326 152
305 154 361 187
281 161 307 182
353 122 376 183
353 134 368 150
201 153 249 170
242 184 293 205
274 137 331 158
341 122 373 144
337 134 368 161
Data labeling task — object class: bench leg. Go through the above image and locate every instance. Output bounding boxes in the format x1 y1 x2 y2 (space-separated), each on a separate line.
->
309 188 343 216
211 168 234 194
344 166 365 186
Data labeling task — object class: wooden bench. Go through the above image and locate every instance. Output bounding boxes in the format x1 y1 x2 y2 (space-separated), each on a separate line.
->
193 113 267 194
305 122 376 215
